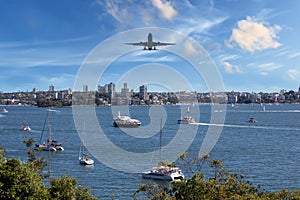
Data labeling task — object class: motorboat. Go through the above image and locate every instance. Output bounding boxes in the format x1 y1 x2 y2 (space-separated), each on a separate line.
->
20 125 31 131
177 106 195 124
246 117 257 123
35 109 64 152
177 116 196 124
142 165 185 181
113 111 141 127
0 108 8 113
142 118 185 181
79 143 94 165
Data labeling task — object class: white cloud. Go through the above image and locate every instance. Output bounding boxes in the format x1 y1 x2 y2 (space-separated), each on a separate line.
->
222 61 242 74
257 62 282 71
229 16 282 52
288 69 298 80
289 52 300 59
105 1 130 25
151 0 177 20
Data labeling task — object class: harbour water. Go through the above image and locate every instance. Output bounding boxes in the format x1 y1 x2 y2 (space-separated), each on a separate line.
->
0 104 299 199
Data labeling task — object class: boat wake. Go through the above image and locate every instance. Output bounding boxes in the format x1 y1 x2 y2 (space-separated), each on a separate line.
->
191 122 300 131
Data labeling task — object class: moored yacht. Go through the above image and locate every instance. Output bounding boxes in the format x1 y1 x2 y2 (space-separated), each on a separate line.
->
142 165 184 181
113 112 141 127
35 109 64 152
142 118 185 181
79 142 94 165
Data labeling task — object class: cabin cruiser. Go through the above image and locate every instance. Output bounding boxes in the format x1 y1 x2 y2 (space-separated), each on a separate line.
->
142 165 185 181
113 112 141 127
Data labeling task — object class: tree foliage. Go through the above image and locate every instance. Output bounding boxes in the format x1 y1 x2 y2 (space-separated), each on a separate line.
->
134 152 300 200
0 143 97 200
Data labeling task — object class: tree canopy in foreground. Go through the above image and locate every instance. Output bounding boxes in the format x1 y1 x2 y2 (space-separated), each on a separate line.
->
134 152 300 200
0 145 97 200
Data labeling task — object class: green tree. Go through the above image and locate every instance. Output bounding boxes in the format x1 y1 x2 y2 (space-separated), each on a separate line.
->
0 144 98 200
134 152 300 200
0 158 49 200
49 175 97 200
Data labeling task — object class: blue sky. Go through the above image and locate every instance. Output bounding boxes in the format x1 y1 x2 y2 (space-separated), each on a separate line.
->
1 0 300 93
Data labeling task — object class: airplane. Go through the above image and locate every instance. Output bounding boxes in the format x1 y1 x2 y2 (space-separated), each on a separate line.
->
125 33 175 50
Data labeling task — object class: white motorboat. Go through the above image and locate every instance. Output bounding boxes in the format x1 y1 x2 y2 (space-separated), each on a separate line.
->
35 109 64 152
177 106 195 124
142 165 184 181
20 125 31 131
113 111 141 127
79 143 94 165
0 108 8 113
142 118 185 181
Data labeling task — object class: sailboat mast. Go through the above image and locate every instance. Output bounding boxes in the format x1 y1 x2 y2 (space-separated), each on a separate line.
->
159 118 162 163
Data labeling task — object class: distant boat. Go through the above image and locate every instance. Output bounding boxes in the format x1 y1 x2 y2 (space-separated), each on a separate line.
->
0 108 8 113
142 165 185 181
142 119 185 181
177 106 195 124
79 142 94 165
113 111 141 128
35 109 64 152
20 125 31 131
246 103 257 123
246 117 257 123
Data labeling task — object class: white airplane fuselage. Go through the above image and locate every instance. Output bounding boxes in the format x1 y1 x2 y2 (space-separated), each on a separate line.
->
126 33 174 50
147 33 153 50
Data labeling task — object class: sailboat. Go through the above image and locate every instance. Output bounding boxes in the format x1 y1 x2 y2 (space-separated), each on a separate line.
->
79 142 94 165
177 106 196 124
35 109 64 151
142 119 185 181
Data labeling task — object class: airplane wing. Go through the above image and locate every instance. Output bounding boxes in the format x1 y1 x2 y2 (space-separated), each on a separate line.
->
152 42 175 46
125 42 148 46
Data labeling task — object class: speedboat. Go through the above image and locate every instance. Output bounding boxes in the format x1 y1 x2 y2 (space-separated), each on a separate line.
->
79 153 94 165
20 125 31 131
0 108 8 113
142 165 185 181
113 112 141 128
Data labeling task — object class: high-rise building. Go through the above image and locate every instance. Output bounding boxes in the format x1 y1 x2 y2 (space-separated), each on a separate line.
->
108 82 115 100
49 85 54 92
121 82 130 98
139 85 148 100
83 85 88 92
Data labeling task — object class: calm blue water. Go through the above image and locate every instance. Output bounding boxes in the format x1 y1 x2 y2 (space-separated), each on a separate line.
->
0 104 299 199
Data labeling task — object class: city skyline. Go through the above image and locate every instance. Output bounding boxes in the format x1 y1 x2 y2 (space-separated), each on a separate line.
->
1 1 300 93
